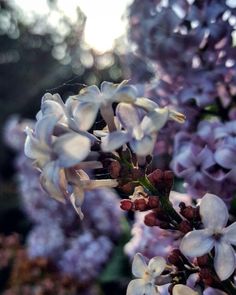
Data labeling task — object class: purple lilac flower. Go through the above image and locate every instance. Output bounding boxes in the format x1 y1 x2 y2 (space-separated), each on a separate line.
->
171 119 236 200
128 0 236 109
58 232 113 283
27 223 65 259
82 188 122 240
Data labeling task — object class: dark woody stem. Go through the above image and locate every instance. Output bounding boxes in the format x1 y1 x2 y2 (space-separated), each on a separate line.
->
138 175 182 224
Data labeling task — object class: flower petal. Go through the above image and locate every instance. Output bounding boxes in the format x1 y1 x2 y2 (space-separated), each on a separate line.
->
215 147 236 169
24 127 50 165
214 242 236 281
135 98 158 112
200 193 228 231
53 133 91 168
70 186 85 219
148 256 166 277
116 103 141 131
73 102 99 131
142 108 169 132
126 279 147 295
132 253 148 278
173 285 198 295
130 135 156 156
35 115 58 145
223 222 236 245
180 229 214 257
101 131 129 152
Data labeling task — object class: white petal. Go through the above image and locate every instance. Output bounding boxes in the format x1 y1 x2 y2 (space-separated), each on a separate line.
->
101 131 129 152
143 108 169 132
54 133 91 168
116 103 141 131
135 97 158 111
132 253 148 278
200 193 228 231
148 256 166 277
180 229 214 257
24 128 50 165
70 186 84 219
126 279 146 295
35 115 58 144
73 102 99 131
173 285 198 295
223 222 236 245
76 85 100 102
130 135 156 156
169 109 186 123
214 242 236 280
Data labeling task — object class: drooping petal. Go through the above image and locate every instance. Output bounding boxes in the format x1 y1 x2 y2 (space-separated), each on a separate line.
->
223 222 236 245
130 135 157 156
53 133 91 168
200 193 228 231
24 128 50 166
41 100 65 120
132 253 148 278
180 229 214 257
101 131 129 152
172 285 198 295
116 103 141 131
126 279 146 295
70 185 85 219
73 101 99 131
35 115 58 145
148 256 166 277
214 242 236 281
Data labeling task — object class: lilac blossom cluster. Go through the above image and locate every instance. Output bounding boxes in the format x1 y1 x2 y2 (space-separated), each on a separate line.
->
4 117 122 287
171 119 236 201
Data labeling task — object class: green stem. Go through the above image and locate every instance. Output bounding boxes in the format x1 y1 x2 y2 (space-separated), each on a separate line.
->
138 175 182 224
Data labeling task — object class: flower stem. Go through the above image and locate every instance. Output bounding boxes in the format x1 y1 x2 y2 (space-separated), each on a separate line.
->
138 175 182 223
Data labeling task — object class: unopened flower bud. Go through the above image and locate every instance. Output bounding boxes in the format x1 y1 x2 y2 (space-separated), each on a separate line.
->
120 199 133 211
144 212 160 227
180 206 196 220
178 220 192 233
155 208 170 222
134 198 148 211
148 169 163 185
163 170 174 188
148 196 160 208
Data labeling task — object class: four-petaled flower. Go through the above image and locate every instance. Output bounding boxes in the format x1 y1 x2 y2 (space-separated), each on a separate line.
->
127 253 166 295
180 193 236 280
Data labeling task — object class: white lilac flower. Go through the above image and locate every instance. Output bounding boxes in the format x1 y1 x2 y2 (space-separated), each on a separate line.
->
126 253 167 295
180 193 236 281
172 284 199 295
102 103 185 156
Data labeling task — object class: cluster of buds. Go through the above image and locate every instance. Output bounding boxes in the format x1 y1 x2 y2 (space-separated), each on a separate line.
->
120 186 159 212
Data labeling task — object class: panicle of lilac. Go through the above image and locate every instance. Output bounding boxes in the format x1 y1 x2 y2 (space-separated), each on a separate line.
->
58 232 113 283
27 223 65 259
128 0 236 108
82 188 122 240
171 119 236 201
